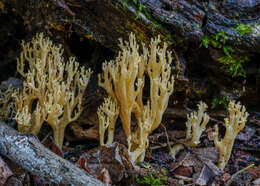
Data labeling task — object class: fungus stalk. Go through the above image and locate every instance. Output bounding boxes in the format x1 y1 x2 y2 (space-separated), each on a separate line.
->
213 101 248 170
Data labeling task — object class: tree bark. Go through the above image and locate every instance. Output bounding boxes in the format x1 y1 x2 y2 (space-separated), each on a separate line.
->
0 121 105 186
10 0 260 52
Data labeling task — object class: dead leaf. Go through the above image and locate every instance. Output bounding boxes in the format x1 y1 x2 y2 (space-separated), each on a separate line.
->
77 142 134 183
174 166 193 177
195 165 213 185
77 156 91 173
168 130 186 139
247 166 260 179
97 166 112 185
0 157 13 185
52 143 64 158
67 124 99 141
220 173 231 183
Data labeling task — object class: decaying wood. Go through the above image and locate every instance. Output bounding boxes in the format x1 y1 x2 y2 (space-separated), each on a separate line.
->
0 121 105 185
1 0 259 108
11 0 260 52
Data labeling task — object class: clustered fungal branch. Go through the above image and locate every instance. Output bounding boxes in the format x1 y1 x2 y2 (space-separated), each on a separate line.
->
13 33 92 148
213 100 248 170
98 33 174 162
97 96 119 146
184 101 209 147
169 102 209 160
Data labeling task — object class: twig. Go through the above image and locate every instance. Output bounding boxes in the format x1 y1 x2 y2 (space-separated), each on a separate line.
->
226 164 255 186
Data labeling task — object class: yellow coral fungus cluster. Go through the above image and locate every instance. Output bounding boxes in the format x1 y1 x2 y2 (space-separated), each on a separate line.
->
13 33 92 148
169 101 209 159
213 100 248 170
98 33 174 162
13 32 249 171
169 100 248 171
185 101 209 147
97 96 119 146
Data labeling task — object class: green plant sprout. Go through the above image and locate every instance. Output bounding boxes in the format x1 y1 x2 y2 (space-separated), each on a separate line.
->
211 96 228 110
236 23 253 36
122 0 128 7
136 164 167 186
201 30 249 77
122 0 161 29
164 33 173 41
218 54 247 77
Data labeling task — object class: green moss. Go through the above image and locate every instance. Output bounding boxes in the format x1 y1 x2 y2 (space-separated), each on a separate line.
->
211 96 228 110
135 163 167 186
122 0 161 30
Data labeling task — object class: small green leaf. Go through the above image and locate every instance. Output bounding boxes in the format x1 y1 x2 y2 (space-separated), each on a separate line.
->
236 23 253 36
211 40 219 48
202 35 209 48
122 0 128 7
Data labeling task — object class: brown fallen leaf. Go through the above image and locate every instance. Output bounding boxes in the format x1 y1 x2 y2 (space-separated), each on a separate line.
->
174 166 193 177
77 156 91 173
220 173 231 184
0 156 13 185
247 165 260 179
77 142 134 183
167 130 186 140
97 166 112 185
52 143 64 158
67 124 99 141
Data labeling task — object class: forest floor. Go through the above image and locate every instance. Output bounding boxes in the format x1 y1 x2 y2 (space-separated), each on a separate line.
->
0 73 259 186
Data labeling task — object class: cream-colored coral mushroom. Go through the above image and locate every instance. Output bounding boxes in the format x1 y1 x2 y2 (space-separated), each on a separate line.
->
213 100 248 170
98 96 119 146
13 33 92 148
98 33 174 162
185 101 209 147
168 101 209 160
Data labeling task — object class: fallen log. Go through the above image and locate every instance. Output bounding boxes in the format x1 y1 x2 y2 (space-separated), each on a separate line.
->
1 0 260 108
0 121 105 186
8 0 260 52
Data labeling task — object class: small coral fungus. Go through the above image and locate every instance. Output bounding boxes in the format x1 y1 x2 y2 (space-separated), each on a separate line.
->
213 101 248 170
